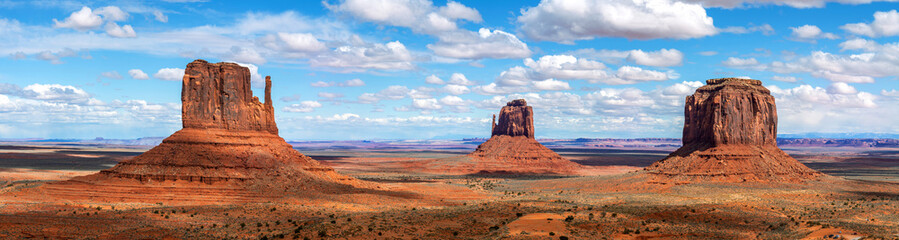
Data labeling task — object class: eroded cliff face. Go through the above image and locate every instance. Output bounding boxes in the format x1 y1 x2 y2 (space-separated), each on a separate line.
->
491 99 535 139
181 60 278 134
645 78 820 182
682 78 777 147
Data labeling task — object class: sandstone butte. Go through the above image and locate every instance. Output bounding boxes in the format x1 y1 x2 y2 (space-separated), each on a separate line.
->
644 78 822 182
41 60 368 203
433 99 581 174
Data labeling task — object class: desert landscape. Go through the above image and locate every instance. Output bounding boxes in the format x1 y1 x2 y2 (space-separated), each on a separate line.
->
2 1 899 239
1 63 897 239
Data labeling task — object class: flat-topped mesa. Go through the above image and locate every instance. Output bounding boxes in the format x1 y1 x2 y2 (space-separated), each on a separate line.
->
683 77 776 148
491 99 535 139
645 78 821 182
181 59 278 134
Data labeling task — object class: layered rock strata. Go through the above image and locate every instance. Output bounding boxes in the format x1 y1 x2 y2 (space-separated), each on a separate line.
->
645 78 821 182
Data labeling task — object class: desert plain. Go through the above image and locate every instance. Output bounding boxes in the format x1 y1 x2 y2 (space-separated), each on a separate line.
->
0 138 897 240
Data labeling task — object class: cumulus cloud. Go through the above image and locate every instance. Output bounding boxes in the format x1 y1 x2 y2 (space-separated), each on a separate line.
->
442 84 470 95
841 10 899 37
474 54 679 95
826 82 859 95
258 32 327 57
53 7 104 31
21 84 93 103
568 48 684 67
225 46 266 65
318 92 345 99
517 0 717 42
723 39 899 83
310 41 415 72
282 100 323 112
427 28 532 59
682 0 898 8
326 0 481 35
153 68 184 81
128 69 149 80
425 75 445 84
105 22 136 38
771 75 799 82
790 24 838 42
412 98 442 110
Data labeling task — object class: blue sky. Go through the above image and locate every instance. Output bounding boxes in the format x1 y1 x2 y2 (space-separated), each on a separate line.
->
0 0 897 140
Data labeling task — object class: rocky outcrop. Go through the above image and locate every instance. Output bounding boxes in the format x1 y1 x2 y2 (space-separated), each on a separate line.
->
432 99 580 175
181 60 278 134
45 60 366 202
491 99 535 138
645 78 821 182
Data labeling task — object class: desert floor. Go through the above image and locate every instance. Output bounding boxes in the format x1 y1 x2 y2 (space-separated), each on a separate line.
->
0 144 897 239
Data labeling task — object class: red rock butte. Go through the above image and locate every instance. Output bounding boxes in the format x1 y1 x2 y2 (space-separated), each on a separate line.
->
432 99 580 175
41 60 365 202
644 78 821 182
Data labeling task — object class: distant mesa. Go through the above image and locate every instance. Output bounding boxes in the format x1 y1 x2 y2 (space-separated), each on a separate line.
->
644 78 822 182
43 59 369 202
430 99 581 175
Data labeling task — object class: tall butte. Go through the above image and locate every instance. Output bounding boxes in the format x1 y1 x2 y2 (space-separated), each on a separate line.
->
644 78 821 182
436 99 581 174
44 60 364 202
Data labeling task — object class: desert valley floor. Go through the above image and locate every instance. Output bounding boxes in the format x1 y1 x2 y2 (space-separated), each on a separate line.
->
0 141 897 239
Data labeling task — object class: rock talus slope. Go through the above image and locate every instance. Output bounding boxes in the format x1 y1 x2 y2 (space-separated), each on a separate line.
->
455 99 580 174
644 78 821 182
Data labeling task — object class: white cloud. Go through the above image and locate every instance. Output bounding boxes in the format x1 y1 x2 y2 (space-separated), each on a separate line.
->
427 28 532 59
722 57 760 67
442 84 470 95
326 0 481 35
19 84 96 105
625 49 684 67
790 24 838 42
725 40 899 83
153 68 184 81
94 6 128 22
53 7 104 31
718 24 775 35
310 78 367 87
771 75 798 82
310 41 415 72
698 51 718 56
412 98 442 110
128 69 149 80
615 66 669 81
425 75 445 85
343 78 365 87
532 79 571 91
282 100 323 112
34 48 77 64
318 92 345 99
517 0 717 42
105 22 136 38
439 95 465 106
100 71 123 79
153 10 168 23
225 46 266 65
841 10 899 37
258 32 327 56
826 82 859 95
447 73 475 85
682 0 898 8
356 85 434 103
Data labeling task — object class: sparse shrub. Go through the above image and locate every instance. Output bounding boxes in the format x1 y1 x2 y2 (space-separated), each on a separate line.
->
318 230 327 237
559 236 569 240
549 232 555 236
516 213 523 217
